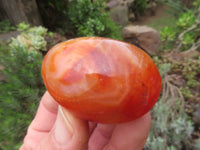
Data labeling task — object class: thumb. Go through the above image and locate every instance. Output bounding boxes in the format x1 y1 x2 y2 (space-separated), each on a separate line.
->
37 106 89 150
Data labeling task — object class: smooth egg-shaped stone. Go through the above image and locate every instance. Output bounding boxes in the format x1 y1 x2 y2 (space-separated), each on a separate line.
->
42 37 162 123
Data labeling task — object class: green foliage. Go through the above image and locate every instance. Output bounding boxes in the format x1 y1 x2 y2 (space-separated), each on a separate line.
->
160 26 176 50
76 17 105 36
9 24 47 52
169 57 200 117
37 0 122 39
180 87 193 99
68 0 122 39
145 99 194 150
176 11 196 29
145 93 194 150
130 0 147 17
0 20 16 33
160 27 176 42
193 0 200 7
147 56 199 150
181 32 195 49
16 22 30 31
158 63 171 77
36 0 69 31
160 1 200 51
27 26 48 36
149 2 200 149
152 56 170 73
48 31 54 37
182 59 200 88
194 138 200 150
0 24 46 149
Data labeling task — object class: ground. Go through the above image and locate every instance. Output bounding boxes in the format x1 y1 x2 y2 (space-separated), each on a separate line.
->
133 4 176 30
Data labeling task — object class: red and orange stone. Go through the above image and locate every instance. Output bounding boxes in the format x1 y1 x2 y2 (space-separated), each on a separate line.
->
42 37 162 123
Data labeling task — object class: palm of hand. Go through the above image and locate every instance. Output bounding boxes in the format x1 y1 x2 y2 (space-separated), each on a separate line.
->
20 92 151 150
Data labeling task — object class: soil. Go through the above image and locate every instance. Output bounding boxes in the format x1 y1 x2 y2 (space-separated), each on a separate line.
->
0 31 20 42
133 4 174 30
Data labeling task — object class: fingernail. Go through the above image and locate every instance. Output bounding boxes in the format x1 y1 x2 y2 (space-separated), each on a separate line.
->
54 106 73 144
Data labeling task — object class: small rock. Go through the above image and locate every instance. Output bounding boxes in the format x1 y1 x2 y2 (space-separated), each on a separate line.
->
107 0 119 9
119 0 135 7
127 0 135 7
122 25 160 55
0 31 21 42
110 6 129 27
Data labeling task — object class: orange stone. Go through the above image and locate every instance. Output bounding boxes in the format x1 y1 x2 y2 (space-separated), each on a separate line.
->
42 37 162 123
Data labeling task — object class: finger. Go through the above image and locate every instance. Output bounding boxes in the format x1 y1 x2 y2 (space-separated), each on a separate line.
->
103 113 151 150
20 91 58 150
88 124 115 150
31 91 58 131
89 122 97 135
37 106 89 150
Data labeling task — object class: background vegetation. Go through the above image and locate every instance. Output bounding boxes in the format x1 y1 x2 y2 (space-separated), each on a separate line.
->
0 0 199 149
37 0 122 39
0 24 46 149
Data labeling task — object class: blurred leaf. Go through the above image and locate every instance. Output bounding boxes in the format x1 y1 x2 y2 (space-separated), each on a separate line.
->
159 63 171 77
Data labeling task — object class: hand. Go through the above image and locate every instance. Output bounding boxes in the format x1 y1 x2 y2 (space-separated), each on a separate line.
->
20 91 151 150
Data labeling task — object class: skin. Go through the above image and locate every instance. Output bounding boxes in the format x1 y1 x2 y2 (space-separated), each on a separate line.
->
20 91 151 150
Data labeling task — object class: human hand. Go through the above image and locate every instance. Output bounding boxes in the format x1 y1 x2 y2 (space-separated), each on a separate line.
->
20 91 151 150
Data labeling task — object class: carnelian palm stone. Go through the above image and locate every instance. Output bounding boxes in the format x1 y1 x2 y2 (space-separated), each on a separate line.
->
42 37 162 123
